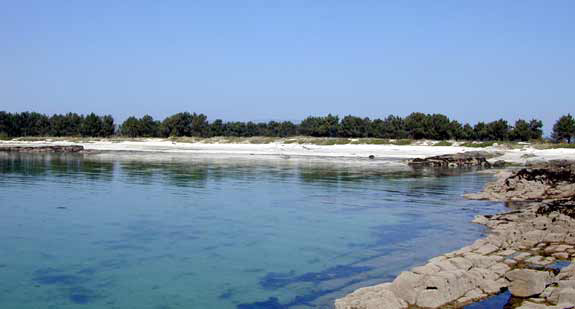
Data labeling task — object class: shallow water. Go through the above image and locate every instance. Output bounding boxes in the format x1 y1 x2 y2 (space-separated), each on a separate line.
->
0 153 505 309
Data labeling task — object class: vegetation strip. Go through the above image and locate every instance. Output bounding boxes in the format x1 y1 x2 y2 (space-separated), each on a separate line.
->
3 111 575 143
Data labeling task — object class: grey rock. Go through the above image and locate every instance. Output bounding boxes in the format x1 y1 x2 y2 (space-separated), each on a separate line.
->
432 259 459 272
472 215 490 225
408 151 496 168
558 287 575 307
506 269 554 297
456 288 485 306
449 257 473 271
489 263 511 277
412 263 440 275
464 253 500 268
475 244 499 255
334 283 408 309
492 160 507 168
465 162 575 202
415 270 475 308
553 252 570 260
389 271 422 305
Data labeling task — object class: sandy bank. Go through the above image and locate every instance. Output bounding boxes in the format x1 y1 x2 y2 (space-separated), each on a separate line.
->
2 139 575 164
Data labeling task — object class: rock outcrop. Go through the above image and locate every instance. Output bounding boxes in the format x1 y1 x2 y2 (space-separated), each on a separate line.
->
336 204 575 309
336 162 575 309
0 145 84 153
408 151 501 168
465 160 575 201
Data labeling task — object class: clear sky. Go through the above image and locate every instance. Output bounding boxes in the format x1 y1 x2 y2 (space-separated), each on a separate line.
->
1 1 574 129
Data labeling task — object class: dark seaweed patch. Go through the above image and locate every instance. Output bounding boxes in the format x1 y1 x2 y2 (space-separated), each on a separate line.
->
70 293 90 304
218 288 234 299
33 274 85 286
98 258 130 269
243 268 264 273
260 265 373 289
239 278 369 309
32 267 107 304
77 268 97 275
306 257 320 264
68 287 98 304
237 297 283 309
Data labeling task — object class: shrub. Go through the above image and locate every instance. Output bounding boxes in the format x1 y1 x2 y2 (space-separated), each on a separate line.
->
434 141 453 146
461 141 495 148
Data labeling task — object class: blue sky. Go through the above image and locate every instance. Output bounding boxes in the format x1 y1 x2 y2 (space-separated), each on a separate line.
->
1 1 574 129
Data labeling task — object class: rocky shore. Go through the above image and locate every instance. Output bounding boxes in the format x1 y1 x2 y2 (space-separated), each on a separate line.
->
408 151 504 168
464 160 575 202
0 145 84 153
335 161 575 309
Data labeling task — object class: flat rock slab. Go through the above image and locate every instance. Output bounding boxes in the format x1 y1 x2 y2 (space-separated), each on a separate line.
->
506 269 554 297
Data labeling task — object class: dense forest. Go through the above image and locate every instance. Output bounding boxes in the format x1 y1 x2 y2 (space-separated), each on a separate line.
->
1 111 574 143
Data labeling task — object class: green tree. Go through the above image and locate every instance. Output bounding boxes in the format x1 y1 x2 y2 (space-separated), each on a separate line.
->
428 114 451 140
299 114 340 137
552 114 575 143
340 115 370 137
448 120 464 140
190 113 209 137
139 115 160 137
528 119 543 140
509 119 531 141
100 115 115 137
16 112 50 136
474 122 489 141
120 116 141 137
404 112 428 139
162 112 193 136
486 119 509 141
81 113 102 137
62 113 83 136
210 119 224 137
381 115 406 138
461 123 475 140
278 121 297 137
0 111 12 138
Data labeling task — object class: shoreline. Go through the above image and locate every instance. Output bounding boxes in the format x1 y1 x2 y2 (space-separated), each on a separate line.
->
336 163 575 309
336 202 575 308
2 138 575 164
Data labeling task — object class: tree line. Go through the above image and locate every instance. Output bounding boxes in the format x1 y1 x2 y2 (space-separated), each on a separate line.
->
0 112 114 138
1 110 575 143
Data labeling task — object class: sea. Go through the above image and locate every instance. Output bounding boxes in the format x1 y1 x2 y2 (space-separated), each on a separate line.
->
0 152 505 308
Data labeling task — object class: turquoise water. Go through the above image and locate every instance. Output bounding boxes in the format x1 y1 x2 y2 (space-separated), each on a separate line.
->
0 153 504 309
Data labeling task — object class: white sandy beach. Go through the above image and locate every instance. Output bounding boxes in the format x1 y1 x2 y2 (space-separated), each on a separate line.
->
3 139 575 164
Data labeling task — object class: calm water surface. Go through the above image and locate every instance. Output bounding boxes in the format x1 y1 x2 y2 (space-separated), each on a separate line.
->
0 153 504 309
